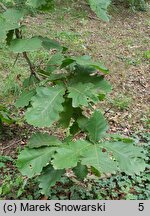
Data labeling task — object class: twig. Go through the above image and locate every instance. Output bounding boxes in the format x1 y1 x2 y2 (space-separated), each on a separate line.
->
0 2 7 11
15 29 40 80
138 80 146 88
13 53 20 67
88 15 101 21
104 106 113 116
23 52 35 75
2 139 22 151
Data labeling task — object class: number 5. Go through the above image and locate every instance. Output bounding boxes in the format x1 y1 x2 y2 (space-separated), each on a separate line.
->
138 203 144 211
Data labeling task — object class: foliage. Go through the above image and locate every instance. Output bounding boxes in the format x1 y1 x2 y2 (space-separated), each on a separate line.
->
0 0 148 196
88 0 111 21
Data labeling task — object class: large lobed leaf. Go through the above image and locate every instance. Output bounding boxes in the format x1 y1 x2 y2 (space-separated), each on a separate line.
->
28 132 62 148
40 37 62 51
78 111 108 142
25 85 65 127
68 82 99 108
52 140 117 173
38 165 65 195
69 65 112 94
52 138 146 175
46 52 64 74
81 145 117 173
15 89 36 108
73 55 109 74
10 36 62 53
73 163 88 180
16 147 56 178
59 98 73 128
52 140 91 169
101 141 146 175
62 55 109 74
52 139 117 174
89 0 111 22
0 9 24 41
10 37 42 53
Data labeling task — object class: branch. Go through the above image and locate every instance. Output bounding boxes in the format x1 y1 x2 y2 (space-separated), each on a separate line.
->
15 29 40 80
104 106 113 116
23 52 40 81
13 53 20 67
0 2 7 11
23 52 36 76
2 139 22 151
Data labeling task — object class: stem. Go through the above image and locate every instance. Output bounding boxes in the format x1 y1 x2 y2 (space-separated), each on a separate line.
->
13 53 20 67
15 29 40 80
0 2 7 11
23 52 36 76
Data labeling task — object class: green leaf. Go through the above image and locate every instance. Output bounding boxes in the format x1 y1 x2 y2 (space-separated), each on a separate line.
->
73 163 88 180
16 147 56 178
61 58 75 68
59 98 73 128
38 165 65 195
81 145 117 173
68 82 98 107
70 67 112 94
3 9 24 24
15 89 36 108
107 134 134 144
101 141 146 175
39 37 62 51
22 76 40 89
0 28 6 41
52 140 91 169
79 111 108 142
0 110 14 124
46 53 64 73
28 133 62 148
91 166 101 177
10 37 42 53
0 9 24 41
89 0 111 22
0 162 5 168
25 85 65 127
73 55 109 74
96 78 112 93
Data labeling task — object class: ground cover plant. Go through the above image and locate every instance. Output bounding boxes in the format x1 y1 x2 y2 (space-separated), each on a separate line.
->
0 0 149 199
